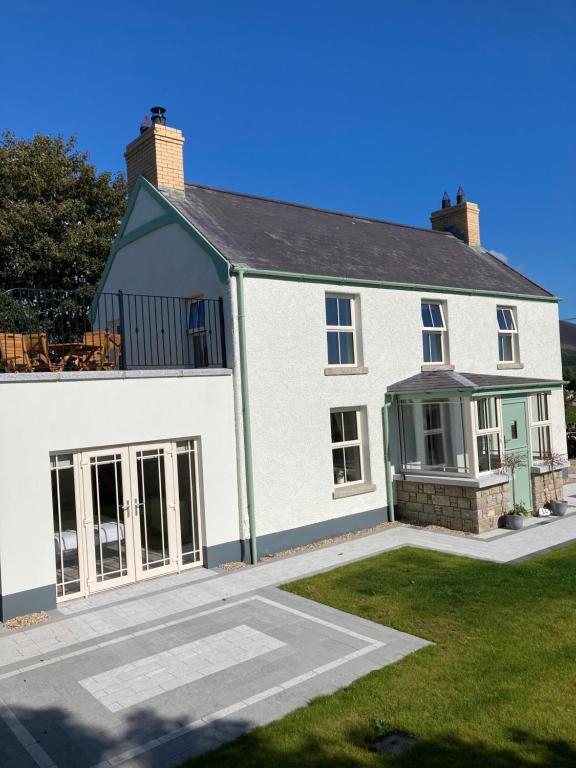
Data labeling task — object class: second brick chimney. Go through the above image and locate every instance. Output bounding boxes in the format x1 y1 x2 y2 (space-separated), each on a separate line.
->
430 187 480 246
124 107 185 195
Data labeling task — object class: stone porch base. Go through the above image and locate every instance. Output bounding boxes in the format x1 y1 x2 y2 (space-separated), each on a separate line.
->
396 480 509 534
396 468 567 534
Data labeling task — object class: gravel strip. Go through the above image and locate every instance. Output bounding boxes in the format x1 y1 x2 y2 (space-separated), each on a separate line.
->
218 521 401 570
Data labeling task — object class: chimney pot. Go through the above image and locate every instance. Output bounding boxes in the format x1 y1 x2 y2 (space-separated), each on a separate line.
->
150 106 167 125
430 186 480 246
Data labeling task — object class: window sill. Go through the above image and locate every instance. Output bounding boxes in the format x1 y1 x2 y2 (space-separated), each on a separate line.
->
497 362 524 370
420 363 455 372
332 482 376 499
324 366 369 376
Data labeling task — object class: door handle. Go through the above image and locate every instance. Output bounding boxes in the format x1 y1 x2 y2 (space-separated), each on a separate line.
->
122 500 131 518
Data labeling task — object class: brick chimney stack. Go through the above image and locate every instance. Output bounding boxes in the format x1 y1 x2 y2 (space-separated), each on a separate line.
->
124 107 185 194
430 186 480 246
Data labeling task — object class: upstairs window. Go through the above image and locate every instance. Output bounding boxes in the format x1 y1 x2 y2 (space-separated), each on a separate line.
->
497 306 518 362
326 295 356 366
475 397 501 472
530 392 551 461
421 301 446 363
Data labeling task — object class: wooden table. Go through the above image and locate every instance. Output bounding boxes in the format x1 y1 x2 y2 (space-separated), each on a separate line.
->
48 343 101 371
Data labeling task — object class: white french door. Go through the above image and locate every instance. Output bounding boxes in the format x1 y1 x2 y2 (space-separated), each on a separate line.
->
72 439 202 597
82 447 136 593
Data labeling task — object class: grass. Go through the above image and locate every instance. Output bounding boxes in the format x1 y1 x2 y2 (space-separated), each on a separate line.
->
183 545 576 767
565 404 576 423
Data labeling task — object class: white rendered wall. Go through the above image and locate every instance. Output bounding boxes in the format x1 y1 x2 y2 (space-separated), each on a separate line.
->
100 193 234 366
242 277 566 537
0 372 239 600
123 187 166 234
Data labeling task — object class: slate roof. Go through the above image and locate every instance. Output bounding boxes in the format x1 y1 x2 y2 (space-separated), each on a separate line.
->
388 371 562 393
163 183 554 298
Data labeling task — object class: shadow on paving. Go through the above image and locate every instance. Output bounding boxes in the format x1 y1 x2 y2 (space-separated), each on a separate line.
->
5 704 575 768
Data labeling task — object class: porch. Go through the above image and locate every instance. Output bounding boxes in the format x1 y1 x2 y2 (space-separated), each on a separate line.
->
387 371 567 533
0 288 227 372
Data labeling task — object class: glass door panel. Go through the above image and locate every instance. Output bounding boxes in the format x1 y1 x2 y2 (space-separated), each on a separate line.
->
51 454 82 599
85 450 134 590
175 441 202 566
131 445 177 579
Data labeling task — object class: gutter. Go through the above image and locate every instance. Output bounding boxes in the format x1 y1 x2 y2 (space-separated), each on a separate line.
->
234 268 258 564
381 396 395 522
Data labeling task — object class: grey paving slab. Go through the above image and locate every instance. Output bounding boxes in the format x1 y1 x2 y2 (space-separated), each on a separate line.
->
1 513 576 766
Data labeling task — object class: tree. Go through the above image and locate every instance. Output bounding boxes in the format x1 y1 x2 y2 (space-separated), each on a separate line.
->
0 132 126 296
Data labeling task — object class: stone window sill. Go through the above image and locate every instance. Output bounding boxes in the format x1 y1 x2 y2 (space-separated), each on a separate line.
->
332 482 376 499
420 363 455 372
497 362 524 370
324 366 369 376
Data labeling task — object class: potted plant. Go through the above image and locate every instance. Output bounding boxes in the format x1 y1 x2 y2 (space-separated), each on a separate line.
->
498 452 530 528
506 502 529 530
542 451 570 516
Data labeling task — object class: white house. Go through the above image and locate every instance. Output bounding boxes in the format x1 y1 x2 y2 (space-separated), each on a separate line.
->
0 108 566 619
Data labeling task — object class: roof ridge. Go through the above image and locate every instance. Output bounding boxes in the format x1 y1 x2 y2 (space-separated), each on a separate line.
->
182 181 458 239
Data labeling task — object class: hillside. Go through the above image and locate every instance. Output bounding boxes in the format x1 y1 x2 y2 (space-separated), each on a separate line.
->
560 320 576 368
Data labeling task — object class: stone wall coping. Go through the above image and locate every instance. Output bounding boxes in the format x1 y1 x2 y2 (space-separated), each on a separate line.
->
530 461 570 475
0 368 232 384
394 472 509 489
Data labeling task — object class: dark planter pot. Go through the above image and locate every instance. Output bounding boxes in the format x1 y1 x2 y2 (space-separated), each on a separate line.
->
506 514 524 530
550 500 569 516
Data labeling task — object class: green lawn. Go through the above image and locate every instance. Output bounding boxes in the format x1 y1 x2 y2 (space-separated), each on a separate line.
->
184 546 576 767
566 404 576 423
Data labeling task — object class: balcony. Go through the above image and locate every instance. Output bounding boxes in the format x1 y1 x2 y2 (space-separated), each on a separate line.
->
0 289 227 373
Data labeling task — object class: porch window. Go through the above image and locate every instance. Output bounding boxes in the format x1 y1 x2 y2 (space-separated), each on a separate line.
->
421 301 446 363
398 398 469 474
530 392 551 460
497 306 518 362
326 295 356 366
475 397 502 472
331 408 364 485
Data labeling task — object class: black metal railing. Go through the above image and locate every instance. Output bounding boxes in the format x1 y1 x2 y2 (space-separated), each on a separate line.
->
0 288 227 372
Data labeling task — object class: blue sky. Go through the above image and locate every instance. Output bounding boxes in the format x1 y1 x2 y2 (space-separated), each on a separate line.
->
2 1 575 317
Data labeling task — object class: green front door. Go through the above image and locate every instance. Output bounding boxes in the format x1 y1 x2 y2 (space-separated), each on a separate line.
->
501 397 532 510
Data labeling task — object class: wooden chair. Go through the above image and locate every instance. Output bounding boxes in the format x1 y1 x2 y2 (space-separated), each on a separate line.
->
0 333 33 372
82 331 122 370
27 332 63 371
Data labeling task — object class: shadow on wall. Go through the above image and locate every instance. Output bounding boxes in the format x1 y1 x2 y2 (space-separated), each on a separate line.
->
4 704 576 768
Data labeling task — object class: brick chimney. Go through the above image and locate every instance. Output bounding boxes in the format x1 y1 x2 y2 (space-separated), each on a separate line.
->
124 107 185 194
430 187 480 246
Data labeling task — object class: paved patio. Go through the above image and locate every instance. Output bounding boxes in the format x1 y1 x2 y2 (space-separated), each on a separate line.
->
0 492 575 768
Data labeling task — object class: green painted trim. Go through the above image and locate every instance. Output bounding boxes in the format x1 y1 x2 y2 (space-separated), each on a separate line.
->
231 266 559 304
391 381 564 400
392 388 472 400
114 213 174 249
236 269 258 564
472 382 564 396
381 401 395 522
95 176 230 300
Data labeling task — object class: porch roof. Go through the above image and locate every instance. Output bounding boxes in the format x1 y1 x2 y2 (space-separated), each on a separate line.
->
387 370 564 396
